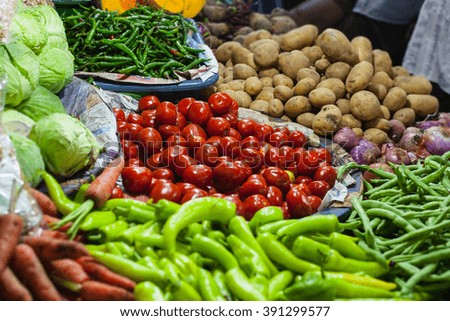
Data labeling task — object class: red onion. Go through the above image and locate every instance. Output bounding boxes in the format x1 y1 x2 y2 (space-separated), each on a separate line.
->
417 120 442 130
422 126 450 155
350 139 381 165
382 143 411 165
397 129 423 153
438 113 450 127
332 127 361 151
363 162 394 182
388 119 405 142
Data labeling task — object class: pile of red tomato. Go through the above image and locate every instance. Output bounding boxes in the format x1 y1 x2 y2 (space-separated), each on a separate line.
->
113 92 337 220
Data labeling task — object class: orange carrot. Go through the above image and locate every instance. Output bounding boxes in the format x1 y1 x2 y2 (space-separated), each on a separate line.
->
48 259 90 284
23 235 89 262
30 188 58 217
10 244 64 301
39 229 70 240
123 193 150 203
0 267 33 301
85 156 125 208
0 213 23 274
76 256 136 291
80 280 134 301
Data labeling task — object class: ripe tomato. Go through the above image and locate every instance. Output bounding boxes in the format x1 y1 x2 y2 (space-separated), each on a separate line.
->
176 112 187 130
237 119 257 137
313 165 337 187
221 136 241 159
289 130 307 148
155 101 177 125
182 164 213 190
152 168 175 182
181 123 207 140
285 187 312 218
291 182 312 196
195 143 219 167
113 108 126 121
241 136 261 149
254 124 274 142
206 117 230 137
262 166 291 194
158 124 181 140
308 180 331 199
121 166 153 195
238 178 268 200
145 152 162 171
307 195 322 213
269 131 289 147
181 188 208 203
119 123 143 141
176 182 196 196
110 185 124 199
177 97 195 117
137 127 163 155
266 185 283 206
138 95 160 111
314 147 332 164
161 145 188 167
241 194 271 221
221 112 238 129
295 175 313 185
172 154 197 177
264 147 287 169
188 100 213 126
208 92 232 115
212 161 247 193
224 194 244 216
127 112 144 125
296 149 319 176
121 140 139 160
125 158 143 167
166 134 188 148
186 135 207 154
237 148 264 173
149 179 181 203
234 160 253 181
228 128 242 141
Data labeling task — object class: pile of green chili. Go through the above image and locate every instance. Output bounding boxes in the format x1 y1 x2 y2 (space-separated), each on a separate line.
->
339 151 450 300
62 6 209 78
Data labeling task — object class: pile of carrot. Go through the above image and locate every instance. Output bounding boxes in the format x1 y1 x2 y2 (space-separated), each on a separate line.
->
0 213 136 301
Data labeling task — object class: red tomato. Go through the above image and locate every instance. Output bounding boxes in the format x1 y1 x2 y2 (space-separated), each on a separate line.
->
266 185 283 206
161 145 188 167
308 180 331 199
125 158 143 167
289 130 307 148
221 136 240 159
155 101 177 125
264 147 287 169
279 146 295 164
237 119 257 138
212 161 247 193
221 112 238 129
186 135 207 155
313 165 337 187
224 194 244 216
116 120 127 131
269 131 289 147
176 112 187 130
241 194 271 221
205 136 224 155
308 195 322 213
141 109 156 128
292 183 312 196
237 148 264 173
208 92 232 115
234 160 253 181
110 185 124 199
181 123 207 140
285 188 312 218
229 99 239 115
181 188 209 203
175 182 196 196
138 95 160 111
195 143 219 167
262 166 291 194
238 179 268 200
119 123 143 141
145 152 162 171
152 168 175 182
246 174 267 184
228 128 242 141
295 175 313 185
149 180 181 203
188 100 213 126
121 140 139 160
137 127 162 157
280 201 290 219
113 108 126 121
206 117 230 137
254 124 274 142
240 136 261 149
127 112 144 125
158 124 181 140
177 97 195 117
172 154 197 177
314 147 332 164
166 134 188 148
296 149 319 176
182 164 213 190
121 166 153 195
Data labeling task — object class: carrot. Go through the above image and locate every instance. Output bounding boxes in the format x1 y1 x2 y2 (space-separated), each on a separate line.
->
30 188 58 217
39 229 70 240
76 256 136 291
10 244 64 301
23 235 89 262
123 193 150 203
0 213 23 274
80 280 134 301
85 156 125 208
42 215 72 232
0 267 33 301
48 259 90 284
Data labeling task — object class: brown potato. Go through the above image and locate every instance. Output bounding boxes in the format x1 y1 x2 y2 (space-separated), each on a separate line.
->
363 118 391 132
296 112 316 128
341 114 362 128
363 128 388 145
393 75 433 94
280 24 319 52
345 61 374 93
243 29 273 48
273 74 294 88
253 42 280 68
352 128 364 137
234 90 252 108
249 38 280 53
405 94 439 118
284 96 312 118
258 67 279 78
315 58 331 73
215 41 242 63
371 71 394 91
383 87 407 112
233 63 258 80
244 77 264 96
273 85 294 102
317 78 346 99
271 15 298 34
315 28 358 65
325 62 352 81
312 104 343 136
280 115 293 123
256 89 275 102
226 79 245 91
372 49 393 77
269 99 285 118
296 68 321 84
350 90 381 121
293 78 317 96
309 87 336 108
366 83 387 102
278 50 311 80
260 76 273 87
249 12 272 31
351 36 373 63
336 98 351 114
380 105 390 120
393 107 416 126
301 45 323 64
231 46 252 65
249 99 270 114
392 66 410 78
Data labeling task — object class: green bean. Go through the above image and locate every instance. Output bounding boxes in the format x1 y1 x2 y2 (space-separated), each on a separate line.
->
379 220 450 246
401 263 437 296
351 198 378 250
365 209 418 231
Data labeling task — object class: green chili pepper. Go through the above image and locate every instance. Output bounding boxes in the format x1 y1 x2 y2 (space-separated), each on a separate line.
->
256 219 297 234
126 205 156 223
268 270 294 300
212 269 232 300
171 280 202 301
105 241 135 258
225 267 268 301
163 197 236 255
134 281 165 301
191 234 238 271
250 274 269 298
41 171 80 216
137 255 161 270
198 268 226 301
248 206 284 232
97 219 129 243
281 271 337 301
159 258 182 284
313 232 373 261
172 252 200 288
276 214 357 237
324 271 397 291
73 183 90 203
80 210 116 231
328 276 395 299
154 199 181 220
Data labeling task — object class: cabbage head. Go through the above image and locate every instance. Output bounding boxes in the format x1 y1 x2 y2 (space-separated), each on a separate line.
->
38 47 74 93
10 11 48 54
40 35 68 53
26 5 67 39
29 113 101 178
9 132 45 187
1 109 36 136
16 85 66 121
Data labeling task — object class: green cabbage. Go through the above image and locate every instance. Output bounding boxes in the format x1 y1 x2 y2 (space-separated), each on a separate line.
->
40 35 68 53
10 11 48 54
29 113 101 178
38 47 74 93
16 85 66 121
9 132 45 187
1 109 36 136
26 5 67 39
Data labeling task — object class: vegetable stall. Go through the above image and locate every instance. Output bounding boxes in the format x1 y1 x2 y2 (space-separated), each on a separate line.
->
0 0 449 302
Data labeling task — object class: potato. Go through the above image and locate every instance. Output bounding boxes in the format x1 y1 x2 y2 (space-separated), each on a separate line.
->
393 75 433 94
309 87 336 108
215 41 242 63
226 79 245 91
380 105 390 120
233 63 258 80
273 74 294 88
243 29 273 48
273 85 294 102
249 38 280 53
345 61 374 94
231 47 252 65
352 128 364 137
249 99 270 114
205 22 230 37
260 76 273 87
336 98 351 114
280 24 319 52
383 87 407 112
223 75 234 84
325 62 352 81
223 66 234 79
371 71 394 90
256 89 275 102
366 83 387 102
216 83 230 91
202 4 228 22
269 98 285 118
278 50 311 80
341 114 362 128
284 96 312 118
293 78 317 96
312 104 343 136
232 34 246 46
315 28 358 65
314 58 331 73
236 26 254 37
218 62 226 77
363 128 388 145
296 112 315 128
372 49 393 77
296 68 321 84
280 115 293 123
244 76 264 96
271 15 298 34
258 67 279 78
363 118 391 132
234 90 252 108
350 90 381 121
301 45 323 64
252 43 279 68
405 94 439 118
317 78 346 99
225 59 234 68
249 12 272 31
392 66 410 78
393 107 416 126
351 36 373 63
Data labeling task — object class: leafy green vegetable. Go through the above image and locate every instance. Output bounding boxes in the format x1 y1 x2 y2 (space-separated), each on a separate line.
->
1 109 36 136
26 5 67 39
29 113 101 178
38 47 74 93
16 85 66 121
10 11 48 54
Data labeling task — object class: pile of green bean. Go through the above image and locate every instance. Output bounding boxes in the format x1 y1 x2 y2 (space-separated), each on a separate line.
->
62 6 209 78
339 151 450 300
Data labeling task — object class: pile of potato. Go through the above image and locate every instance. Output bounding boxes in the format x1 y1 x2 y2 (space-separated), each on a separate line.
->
211 26 439 143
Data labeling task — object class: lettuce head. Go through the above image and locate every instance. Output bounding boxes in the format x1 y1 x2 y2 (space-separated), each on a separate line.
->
16 85 66 121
